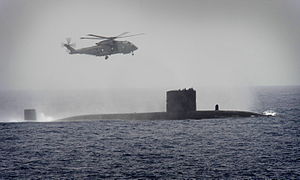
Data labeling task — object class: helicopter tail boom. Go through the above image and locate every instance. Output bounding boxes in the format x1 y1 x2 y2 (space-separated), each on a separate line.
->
64 44 76 54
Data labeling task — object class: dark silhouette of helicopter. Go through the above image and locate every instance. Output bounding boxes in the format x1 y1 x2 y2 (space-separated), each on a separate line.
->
63 32 143 60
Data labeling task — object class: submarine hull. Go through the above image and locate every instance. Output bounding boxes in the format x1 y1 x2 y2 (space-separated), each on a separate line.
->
58 89 265 121
59 110 263 121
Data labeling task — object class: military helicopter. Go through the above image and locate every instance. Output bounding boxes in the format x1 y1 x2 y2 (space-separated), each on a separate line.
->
63 32 143 59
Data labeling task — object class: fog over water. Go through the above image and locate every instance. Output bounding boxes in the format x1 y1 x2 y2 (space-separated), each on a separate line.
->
0 0 299 118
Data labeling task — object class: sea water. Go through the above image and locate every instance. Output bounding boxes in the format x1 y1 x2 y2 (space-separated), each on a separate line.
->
0 87 299 179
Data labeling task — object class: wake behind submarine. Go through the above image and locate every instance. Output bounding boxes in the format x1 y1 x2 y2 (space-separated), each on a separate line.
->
58 88 264 121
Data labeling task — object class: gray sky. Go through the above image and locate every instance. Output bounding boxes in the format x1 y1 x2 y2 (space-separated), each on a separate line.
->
0 0 299 90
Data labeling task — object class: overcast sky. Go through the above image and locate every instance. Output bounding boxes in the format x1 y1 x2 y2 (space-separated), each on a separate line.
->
0 0 299 91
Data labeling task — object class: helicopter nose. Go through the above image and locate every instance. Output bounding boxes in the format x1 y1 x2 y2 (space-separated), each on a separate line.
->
133 45 138 51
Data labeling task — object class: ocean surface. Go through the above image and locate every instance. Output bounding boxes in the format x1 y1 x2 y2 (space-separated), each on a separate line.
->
0 86 299 179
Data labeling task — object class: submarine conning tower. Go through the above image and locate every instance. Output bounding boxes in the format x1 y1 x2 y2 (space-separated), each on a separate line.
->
24 109 37 120
166 88 196 113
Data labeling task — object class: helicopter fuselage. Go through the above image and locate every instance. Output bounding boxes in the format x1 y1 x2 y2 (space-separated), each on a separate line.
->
67 40 138 58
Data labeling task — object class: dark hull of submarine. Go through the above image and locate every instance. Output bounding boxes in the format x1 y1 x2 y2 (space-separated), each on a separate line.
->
59 88 264 121
60 110 263 121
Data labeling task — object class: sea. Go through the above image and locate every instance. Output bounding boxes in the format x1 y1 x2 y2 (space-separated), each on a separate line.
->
0 86 299 179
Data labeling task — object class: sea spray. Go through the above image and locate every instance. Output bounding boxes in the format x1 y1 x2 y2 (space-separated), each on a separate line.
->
38 112 54 122
263 110 277 116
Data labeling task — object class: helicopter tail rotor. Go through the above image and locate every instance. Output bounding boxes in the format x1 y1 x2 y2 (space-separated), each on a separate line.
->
62 38 76 54
65 38 76 47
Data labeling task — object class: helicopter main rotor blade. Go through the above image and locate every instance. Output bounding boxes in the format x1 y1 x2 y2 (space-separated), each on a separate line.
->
80 37 104 40
82 33 144 40
87 33 130 39
86 34 111 39
116 33 145 39
116 32 130 38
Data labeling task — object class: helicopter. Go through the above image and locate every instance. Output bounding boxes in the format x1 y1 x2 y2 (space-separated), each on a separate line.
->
63 32 143 60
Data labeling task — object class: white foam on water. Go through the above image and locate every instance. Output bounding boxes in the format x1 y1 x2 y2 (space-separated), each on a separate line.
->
37 112 55 122
4 112 55 122
263 110 277 116
6 118 23 123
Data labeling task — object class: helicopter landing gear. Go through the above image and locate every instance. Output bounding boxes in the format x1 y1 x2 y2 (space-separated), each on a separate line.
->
105 55 109 60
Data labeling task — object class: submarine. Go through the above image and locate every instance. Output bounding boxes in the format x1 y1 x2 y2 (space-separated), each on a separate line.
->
59 88 263 121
